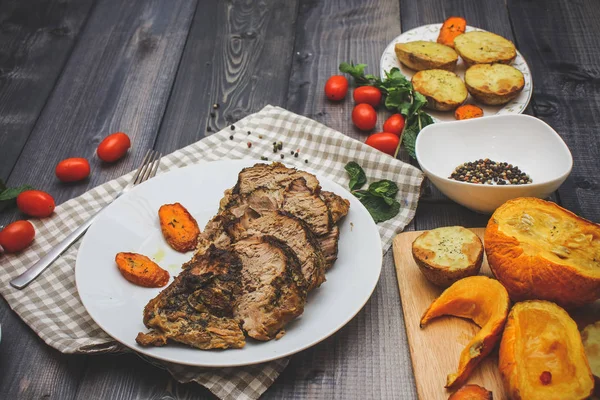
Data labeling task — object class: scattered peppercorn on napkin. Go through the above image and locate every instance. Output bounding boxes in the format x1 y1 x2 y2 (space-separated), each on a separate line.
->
0 105 423 400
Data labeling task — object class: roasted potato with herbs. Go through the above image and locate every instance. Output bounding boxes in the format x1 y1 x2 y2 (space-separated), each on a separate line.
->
115 252 170 288
582 321 600 395
412 69 468 111
159 203 200 252
412 226 483 288
465 64 524 105
454 31 516 66
395 41 458 71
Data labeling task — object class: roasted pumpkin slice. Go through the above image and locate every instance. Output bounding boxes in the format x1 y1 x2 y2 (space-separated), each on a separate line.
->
485 197 600 308
448 384 492 400
159 203 201 252
499 300 594 400
420 276 510 389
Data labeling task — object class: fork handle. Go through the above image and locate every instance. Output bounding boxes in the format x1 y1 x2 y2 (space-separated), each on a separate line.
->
10 210 102 289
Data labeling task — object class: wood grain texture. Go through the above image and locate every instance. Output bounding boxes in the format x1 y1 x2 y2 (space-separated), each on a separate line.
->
0 0 197 227
507 0 600 222
393 228 507 399
0 0 97 181
154 0 299 154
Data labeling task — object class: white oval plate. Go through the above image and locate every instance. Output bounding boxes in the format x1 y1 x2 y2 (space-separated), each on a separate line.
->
380 23 533 122
76 159 382 367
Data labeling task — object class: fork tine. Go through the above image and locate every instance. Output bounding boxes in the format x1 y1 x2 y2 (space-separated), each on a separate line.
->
148 152 162 179
138 150 159 184
134 150 155 185
131 149 152 185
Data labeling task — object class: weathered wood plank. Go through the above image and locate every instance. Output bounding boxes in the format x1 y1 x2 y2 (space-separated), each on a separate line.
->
0 298 85 399
507 0 600 221
0 0 97 181
0 0 197 227
267 1 419 399
154 0 300 153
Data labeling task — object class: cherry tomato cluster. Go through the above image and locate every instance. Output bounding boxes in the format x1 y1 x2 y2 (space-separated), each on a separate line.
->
0 132 132 254
324 76 406 156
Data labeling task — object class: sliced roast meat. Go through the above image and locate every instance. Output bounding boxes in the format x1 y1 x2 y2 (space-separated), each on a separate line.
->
231 163 320 197
320 191 350 224
195 214 232 256
136 245 245 350
282 178 331 236
318 225 340 268
225 211 326 290
232 236 307 340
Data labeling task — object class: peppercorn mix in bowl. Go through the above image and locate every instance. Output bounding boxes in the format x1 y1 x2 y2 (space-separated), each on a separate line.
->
415 114 572 213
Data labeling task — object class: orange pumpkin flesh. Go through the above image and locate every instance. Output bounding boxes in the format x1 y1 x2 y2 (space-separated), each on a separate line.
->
420 276 510 389
499 300 594 400
448 384 492 400
484 197 600 309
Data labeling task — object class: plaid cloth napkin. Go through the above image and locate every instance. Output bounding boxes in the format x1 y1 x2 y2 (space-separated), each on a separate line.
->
0 105 423 400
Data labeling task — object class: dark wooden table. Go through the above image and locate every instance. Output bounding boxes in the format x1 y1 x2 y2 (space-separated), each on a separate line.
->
1 0 598 398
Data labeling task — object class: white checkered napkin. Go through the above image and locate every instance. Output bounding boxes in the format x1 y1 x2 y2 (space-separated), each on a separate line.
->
0 105 423 400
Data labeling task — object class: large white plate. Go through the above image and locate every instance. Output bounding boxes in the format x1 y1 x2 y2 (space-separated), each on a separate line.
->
380 23 533 122
76 159 382 367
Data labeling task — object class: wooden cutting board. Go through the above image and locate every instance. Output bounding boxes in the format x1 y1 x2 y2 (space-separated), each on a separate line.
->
392 228 600 400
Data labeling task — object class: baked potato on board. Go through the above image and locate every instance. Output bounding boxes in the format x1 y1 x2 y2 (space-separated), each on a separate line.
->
380 23 532 122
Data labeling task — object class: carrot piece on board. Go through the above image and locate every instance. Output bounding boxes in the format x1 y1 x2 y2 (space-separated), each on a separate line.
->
158 203 201 252
437 17 467 48
455 104 484 120
115 252 170 288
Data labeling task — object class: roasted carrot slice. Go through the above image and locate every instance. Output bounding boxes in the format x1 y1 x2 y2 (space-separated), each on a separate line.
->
455 104 484 120
158 203 200 252
115 252 170 287
437 16 467 48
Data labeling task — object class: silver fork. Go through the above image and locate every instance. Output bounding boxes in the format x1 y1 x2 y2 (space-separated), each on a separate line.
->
10 149 162 290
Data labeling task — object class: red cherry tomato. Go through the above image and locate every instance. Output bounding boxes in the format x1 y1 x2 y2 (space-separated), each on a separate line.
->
16 190 56 218
365 132 400 156
97 132 131 163
383 114 406 137
324 75 349 101
353 86 382 107
55 158 91 182
0 220 35 253
352 104 377 131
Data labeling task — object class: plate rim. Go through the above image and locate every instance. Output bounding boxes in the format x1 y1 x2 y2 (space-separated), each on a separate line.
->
379 23 533 120
75 159 383 367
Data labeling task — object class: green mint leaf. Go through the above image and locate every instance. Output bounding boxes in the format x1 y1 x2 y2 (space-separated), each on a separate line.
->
344 161 367 191
409 91 428 116
358 193 401 223
402 122 419 159
0 184 33 201
419 111 434 129
368 180 399 199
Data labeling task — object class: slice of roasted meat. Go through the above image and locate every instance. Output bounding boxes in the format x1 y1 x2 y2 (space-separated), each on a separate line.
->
225 211 327 290
320 191 350 224
318 225 340 268
231 162 321 197
136 245 246 349
232 236 307 340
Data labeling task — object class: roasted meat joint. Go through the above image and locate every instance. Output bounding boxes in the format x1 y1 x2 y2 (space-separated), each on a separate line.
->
136 163 350 349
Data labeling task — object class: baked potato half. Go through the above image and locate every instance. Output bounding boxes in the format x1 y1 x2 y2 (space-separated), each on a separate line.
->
412 226 483 287
394 41 458 71
412 69 468 111
465 63 524 105
454 31 516 66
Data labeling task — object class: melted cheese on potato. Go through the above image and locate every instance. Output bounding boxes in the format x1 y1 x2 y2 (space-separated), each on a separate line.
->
412 69 467 106
454 31 516 64
465 64 524 95
413 226 480 270
497 204 600 275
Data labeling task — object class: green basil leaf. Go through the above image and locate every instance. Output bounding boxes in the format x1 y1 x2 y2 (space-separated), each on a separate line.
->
402 122 419 159
368 180 398 199
344 161 367 191
358 193 401 223
0 184 33 201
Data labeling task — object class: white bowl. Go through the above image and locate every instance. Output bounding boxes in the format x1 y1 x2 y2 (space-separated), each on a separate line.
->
415 114 572 214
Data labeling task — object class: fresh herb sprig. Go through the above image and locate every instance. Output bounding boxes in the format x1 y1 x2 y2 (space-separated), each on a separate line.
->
0 179 33 212
345 161 400 223
339 62 434 158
